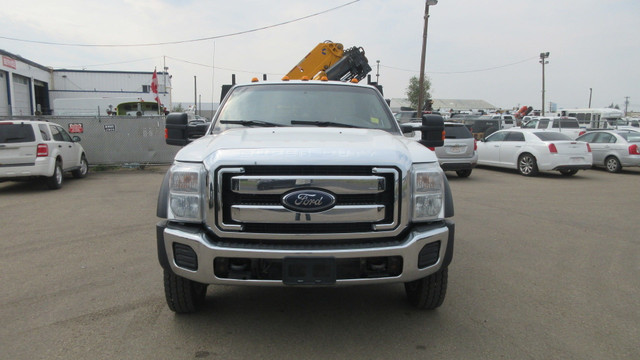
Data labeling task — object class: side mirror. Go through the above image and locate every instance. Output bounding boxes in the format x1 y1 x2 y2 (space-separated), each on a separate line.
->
419 114 445 148
72 136 81 142
165 113 189 146
165 113 210 146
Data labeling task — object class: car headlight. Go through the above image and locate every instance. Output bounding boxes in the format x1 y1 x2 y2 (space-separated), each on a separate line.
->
168 163 206 222
411 163 445 222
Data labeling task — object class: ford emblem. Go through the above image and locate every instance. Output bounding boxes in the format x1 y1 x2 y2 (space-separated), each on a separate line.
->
281 189 336 213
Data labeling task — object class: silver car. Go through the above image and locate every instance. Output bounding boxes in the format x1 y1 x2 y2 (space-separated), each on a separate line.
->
576 130 640 172
436 122 478 177
404 121 477 177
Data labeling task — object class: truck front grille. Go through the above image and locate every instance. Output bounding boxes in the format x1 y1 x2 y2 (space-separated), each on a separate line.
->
216 166 400 235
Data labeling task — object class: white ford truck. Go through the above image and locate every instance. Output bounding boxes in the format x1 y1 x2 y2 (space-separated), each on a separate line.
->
156 80 455 313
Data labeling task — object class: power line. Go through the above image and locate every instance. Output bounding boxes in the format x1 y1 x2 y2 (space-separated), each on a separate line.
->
165 56 281 76
0 1 360 48
381 56 539 74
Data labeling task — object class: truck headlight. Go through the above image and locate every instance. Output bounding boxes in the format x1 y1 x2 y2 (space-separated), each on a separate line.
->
411 163 445 222
168 163 206 222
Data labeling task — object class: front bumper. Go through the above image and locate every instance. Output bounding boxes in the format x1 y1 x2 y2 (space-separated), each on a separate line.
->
157 220 454 286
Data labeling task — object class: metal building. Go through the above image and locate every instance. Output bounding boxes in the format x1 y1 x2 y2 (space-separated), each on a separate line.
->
1 49 171 116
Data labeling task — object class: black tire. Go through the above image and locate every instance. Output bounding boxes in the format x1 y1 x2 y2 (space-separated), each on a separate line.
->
46 160 63 190
559 169 578 176
518 153 539 176
605 156 621 173
455 169 472 178
72 154 89 178
163 270 208 313
404 267 448 310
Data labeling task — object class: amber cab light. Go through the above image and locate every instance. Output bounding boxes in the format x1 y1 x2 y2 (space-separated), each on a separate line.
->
548 143 558 153
36 144 48 157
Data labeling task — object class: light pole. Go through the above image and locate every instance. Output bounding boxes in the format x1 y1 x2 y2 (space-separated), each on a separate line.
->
418 0 438 114
539 52 549 115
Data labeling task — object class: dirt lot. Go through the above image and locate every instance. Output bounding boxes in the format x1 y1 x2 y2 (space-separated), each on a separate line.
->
1 166 638 360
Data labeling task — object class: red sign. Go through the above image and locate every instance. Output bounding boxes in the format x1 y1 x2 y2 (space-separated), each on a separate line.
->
68 123 84 134
2 56 16 69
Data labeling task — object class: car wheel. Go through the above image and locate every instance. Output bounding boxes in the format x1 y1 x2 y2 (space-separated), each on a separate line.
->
72 154 89 178
559 169 578 176
46 160 63 190
518 153 538 176
163 270 208 313
605 156 621 173
404 267 448 310
455 169 472 178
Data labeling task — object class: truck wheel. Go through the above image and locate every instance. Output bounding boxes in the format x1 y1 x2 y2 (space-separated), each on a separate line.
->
163 270 208 313
518 153 538 176
404 267 448 310
605 156 621 173
72 154 89 178
46 160 63 189
455 169 472 178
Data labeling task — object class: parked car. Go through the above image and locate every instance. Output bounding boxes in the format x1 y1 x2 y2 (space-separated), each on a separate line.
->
519 116 586 139
0 120 88 189
403 121 477 177
462 117 501 140
393 110 418 124
575 130 640 173
477 129 592 176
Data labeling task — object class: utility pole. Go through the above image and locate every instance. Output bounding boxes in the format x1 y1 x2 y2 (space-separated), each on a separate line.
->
589 88 593 108
539 52 549 116
194 76 197 115
624 96 630 116
418 0 438 113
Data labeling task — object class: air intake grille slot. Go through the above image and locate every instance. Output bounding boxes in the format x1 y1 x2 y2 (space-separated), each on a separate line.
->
173 243 198 271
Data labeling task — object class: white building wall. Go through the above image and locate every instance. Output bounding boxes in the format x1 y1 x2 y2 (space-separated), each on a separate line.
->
49 70 171 115
1 52 52 116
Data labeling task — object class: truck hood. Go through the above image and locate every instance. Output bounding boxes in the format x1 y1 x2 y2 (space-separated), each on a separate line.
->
174 127 437 168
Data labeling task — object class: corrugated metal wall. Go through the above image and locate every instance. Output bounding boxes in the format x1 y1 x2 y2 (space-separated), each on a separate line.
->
0 115 180 165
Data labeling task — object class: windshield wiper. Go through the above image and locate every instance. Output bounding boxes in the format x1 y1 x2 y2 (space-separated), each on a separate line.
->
220 120 286 127
291 120 359 128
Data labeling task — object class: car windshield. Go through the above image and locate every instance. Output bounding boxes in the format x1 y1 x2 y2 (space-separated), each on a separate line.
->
214 84 397 133
0 123 36 143
534 132 572 141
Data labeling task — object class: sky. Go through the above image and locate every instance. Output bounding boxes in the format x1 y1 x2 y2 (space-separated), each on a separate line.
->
1 0 639 112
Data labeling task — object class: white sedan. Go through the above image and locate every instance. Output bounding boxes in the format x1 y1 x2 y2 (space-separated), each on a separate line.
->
477 129 593 176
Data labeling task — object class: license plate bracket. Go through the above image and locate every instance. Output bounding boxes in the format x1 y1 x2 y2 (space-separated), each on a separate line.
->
283 257 336 285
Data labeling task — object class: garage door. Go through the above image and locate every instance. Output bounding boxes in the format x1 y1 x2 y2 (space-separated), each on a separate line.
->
0 71 9 116
12 73 31 115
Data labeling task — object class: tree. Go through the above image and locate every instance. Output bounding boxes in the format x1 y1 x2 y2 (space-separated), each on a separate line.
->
607 103 620 110
406 75 432 110
172 103 184 112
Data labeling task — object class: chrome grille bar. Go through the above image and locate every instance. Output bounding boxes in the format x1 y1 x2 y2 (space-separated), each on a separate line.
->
231 176 385 194
231 205 385 223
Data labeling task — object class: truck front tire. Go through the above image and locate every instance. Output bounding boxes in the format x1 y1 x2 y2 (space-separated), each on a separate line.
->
404 267 448 310
163 270 208 313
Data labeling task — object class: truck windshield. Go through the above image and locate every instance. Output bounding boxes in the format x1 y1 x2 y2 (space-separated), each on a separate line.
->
214 84 398 133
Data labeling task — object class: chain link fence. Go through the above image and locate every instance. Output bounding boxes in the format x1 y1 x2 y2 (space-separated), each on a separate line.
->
1 115 180 166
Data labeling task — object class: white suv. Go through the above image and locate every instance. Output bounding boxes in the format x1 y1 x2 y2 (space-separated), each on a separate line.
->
0 120 88 189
